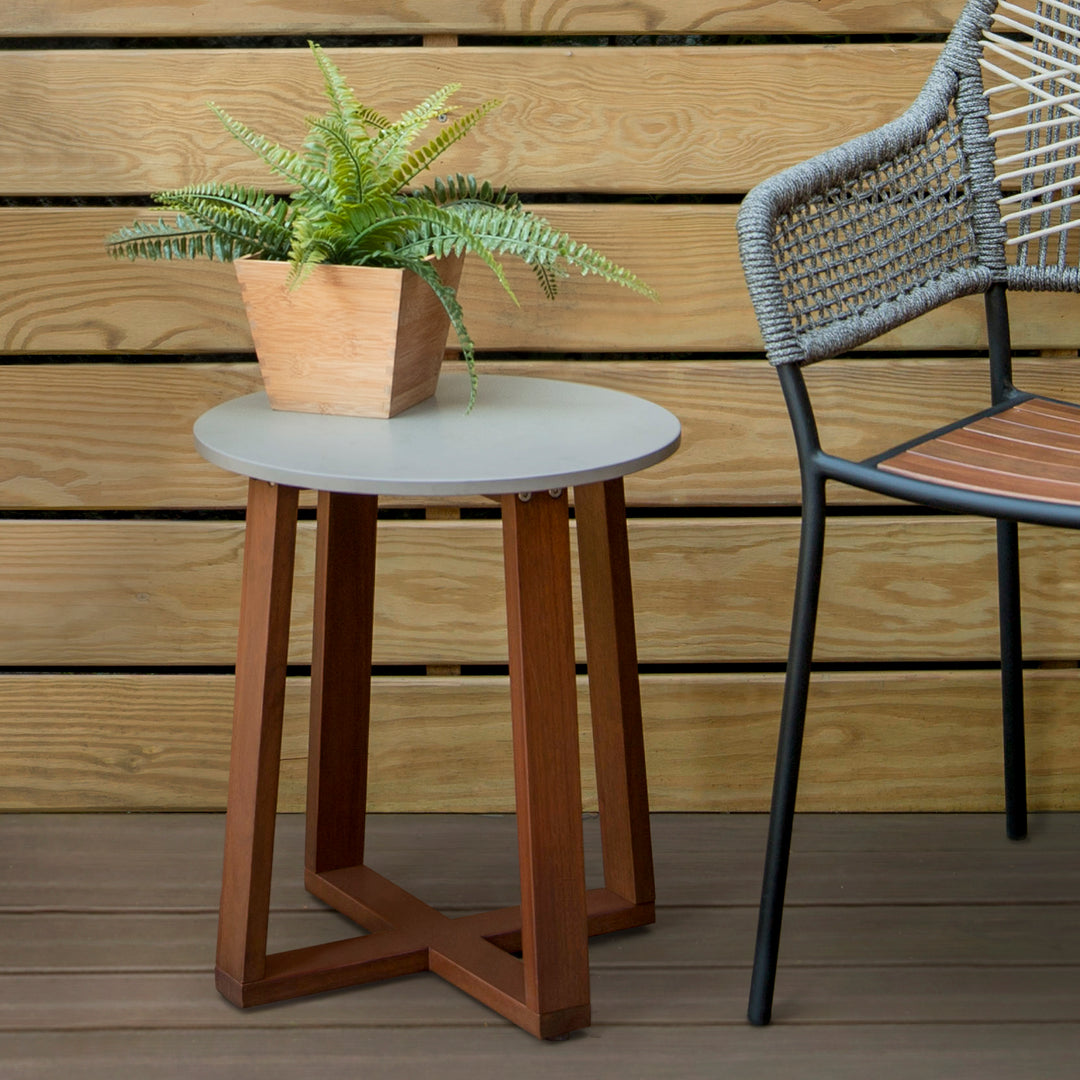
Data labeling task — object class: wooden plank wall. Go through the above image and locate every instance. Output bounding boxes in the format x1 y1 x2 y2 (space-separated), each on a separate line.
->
1 0 1078 812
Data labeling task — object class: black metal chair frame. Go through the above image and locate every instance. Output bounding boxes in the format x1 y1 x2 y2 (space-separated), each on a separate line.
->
738 0 1080 1026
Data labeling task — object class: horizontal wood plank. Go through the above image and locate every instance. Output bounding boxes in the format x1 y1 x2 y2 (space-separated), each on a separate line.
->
4 516 1080 665
0 359 762 510
1 964 1077 1029
7 357 1080 510
0 670 1077 812
2 812 1078 910
7 206 1080 356
0 47 937 194
2 814 1078 1058
2 1025 1078 1080
4 902 1077 972
3 1 966 37
1 205 745 353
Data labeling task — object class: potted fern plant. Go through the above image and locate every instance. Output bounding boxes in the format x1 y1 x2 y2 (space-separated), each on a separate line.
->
107 42 655 417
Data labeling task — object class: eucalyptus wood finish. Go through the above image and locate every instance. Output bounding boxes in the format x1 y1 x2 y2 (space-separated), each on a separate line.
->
575 480 655 905
305 491 378 875
500 488 591 1030
881 398 1080 503
216 479 300 989
214 480 656 1038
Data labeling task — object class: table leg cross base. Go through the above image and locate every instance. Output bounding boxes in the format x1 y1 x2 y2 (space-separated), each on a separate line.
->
215 863 654 1039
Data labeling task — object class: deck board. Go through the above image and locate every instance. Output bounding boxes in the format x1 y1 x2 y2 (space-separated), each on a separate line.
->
4 903 1078 971
6 1025 1079 1080
1 813 1077 1075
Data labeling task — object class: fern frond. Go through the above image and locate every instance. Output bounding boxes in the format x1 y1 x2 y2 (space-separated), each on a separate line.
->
373 99 501 196
395 255 479 411
419 174 520 210
285 212 337 286
105 215 251 262
365 84 461 180
154 182 287 218
439 203 658 300
557 235 658 299
153 183 293 260
305 116 368 201
389 199 518 302
530 259 567 301
210 102 338 210
290 196 417 270
308 42 390 134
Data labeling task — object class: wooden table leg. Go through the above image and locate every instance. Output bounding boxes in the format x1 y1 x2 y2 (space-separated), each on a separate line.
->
216 479 300 1003
214 482 644 1038
501 489 591 1038
575 478 656 913
306 491 379 879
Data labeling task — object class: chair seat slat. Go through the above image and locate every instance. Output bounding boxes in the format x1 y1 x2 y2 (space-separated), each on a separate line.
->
879 398 1080 503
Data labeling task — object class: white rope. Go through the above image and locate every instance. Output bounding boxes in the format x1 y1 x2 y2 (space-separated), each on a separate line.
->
980 57 1080 120
989 104 1080 140
983 31 1080 76
1006 212 1080 244
996 150 1080 183
993 1 1080 58
996 128 1080 166
999 170 1080 203
1001 190 1080 226
982 3 1080 245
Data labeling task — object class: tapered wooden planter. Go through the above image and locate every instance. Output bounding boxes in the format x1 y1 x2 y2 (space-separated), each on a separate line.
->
234 254 464 418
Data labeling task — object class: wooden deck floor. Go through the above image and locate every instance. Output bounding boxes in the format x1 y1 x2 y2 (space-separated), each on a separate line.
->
1 812 1078 1078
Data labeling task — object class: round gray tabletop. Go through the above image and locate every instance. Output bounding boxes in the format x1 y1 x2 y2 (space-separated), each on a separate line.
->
193 373 681 497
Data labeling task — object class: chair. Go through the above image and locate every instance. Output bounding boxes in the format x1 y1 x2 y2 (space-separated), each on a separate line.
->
737 0 1080 1025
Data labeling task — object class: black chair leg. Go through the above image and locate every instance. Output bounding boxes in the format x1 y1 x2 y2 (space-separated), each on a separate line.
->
996 518 1028 841
748 479 826 1026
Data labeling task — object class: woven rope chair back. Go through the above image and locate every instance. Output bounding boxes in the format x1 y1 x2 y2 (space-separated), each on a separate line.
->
738 0 1080 368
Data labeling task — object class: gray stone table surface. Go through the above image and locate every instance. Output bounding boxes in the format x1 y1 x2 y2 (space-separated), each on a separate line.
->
193 373 681 496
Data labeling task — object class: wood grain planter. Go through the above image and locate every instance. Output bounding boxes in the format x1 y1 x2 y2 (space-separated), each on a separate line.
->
234 254 465 418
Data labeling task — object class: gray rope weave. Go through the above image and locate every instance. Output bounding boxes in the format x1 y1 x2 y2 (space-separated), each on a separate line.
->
739 0 1080 367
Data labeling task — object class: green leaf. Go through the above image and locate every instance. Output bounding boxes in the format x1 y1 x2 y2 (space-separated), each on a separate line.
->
435 202 658 300
311 197 419 265
105 214 248 261
210 102 338 210
397 256 479 411
308 42 390 134
365 84 462 181
419 174 520 210
306 116 368 201
372 100 501 196
153 184 293 260
390 198 519 303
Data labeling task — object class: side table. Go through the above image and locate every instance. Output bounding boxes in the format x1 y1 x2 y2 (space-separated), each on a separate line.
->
193 373 681 1039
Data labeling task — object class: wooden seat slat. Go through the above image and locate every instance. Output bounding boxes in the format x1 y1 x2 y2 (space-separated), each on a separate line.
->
880 398 1080 504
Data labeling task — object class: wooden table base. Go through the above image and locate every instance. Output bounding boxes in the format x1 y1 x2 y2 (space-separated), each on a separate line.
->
215 478 655 1040
217 868 654 1039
